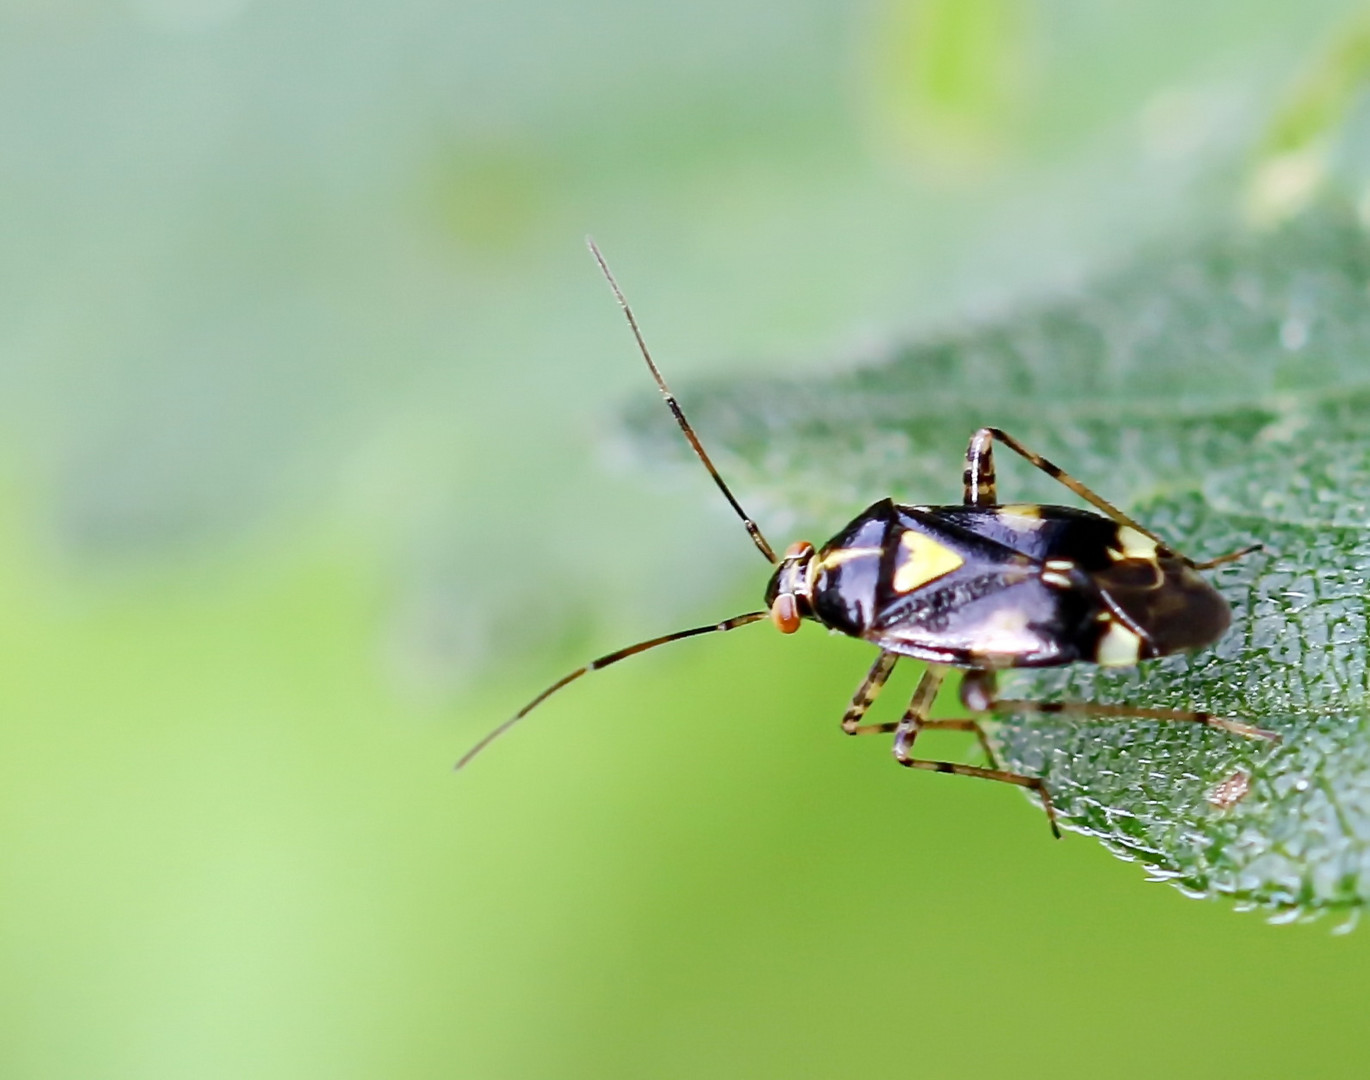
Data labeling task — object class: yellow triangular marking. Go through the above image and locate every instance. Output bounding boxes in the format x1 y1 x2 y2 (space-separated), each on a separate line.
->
892 531 964 593
1096 620 1143 666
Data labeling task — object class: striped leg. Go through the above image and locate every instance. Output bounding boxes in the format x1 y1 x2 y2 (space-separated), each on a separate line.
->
891 665 1061 838
844 716 998 761
1189 545 1263 571
839 652 899 734
958 667 1277 740
987 698 1280 741
969 427 1262 568
970 427 1165 542
962 428 997 505
960 666 1277 741
846 667 999 760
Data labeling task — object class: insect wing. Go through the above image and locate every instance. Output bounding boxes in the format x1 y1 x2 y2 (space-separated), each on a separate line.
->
925 504 1122 569
866 505 1111 668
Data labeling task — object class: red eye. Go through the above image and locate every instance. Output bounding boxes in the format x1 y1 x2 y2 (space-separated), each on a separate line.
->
770 594 801 634
783 540 814 561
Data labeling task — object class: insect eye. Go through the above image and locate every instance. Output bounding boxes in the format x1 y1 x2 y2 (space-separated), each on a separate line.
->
783 540 814 561
770 594 801 634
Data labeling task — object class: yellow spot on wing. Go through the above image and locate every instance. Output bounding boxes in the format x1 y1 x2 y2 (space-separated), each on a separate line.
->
998 504 1046 530
1096 620 1142 666
1111 526 1158 562
892 531 964 593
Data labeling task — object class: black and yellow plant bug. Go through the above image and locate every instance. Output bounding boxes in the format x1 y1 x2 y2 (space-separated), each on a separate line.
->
457 241 1278 836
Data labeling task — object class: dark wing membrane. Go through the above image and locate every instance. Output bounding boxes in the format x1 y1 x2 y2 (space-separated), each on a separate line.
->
1094 555 1230 656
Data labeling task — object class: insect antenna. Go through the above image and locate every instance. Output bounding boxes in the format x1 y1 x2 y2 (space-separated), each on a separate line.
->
587 238 778 565
454 611 768 770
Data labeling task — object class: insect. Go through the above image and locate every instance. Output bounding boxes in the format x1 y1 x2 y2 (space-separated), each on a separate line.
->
457 240 1279 836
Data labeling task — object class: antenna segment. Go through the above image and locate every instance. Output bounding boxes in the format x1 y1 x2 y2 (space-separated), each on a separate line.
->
455 611 767 769
587 238 778 565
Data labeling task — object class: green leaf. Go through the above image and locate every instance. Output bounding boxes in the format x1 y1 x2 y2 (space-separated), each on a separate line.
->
628 204 1370 921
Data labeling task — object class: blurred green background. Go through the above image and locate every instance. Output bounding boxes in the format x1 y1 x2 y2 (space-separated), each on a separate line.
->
5 1 1370 1077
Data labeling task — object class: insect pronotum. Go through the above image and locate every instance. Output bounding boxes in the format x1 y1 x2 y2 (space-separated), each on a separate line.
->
456 240 1278 837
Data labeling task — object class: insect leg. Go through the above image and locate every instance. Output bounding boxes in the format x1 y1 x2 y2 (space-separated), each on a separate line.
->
962 428 997 505
839 651 900 735
844 714 999 759
891 665 1060 838
950 669 1006 761
1189 544 1264 571
876 718 997 767
987 698 1280 741
964 668 1277 740
967 428 1264 570
842 661 943 736
907 719 999 763
975 427 1173 549
848 710 999 763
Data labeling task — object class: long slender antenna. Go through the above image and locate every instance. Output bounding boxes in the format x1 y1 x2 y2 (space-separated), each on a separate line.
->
455 611 767 770
587 238 778 565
